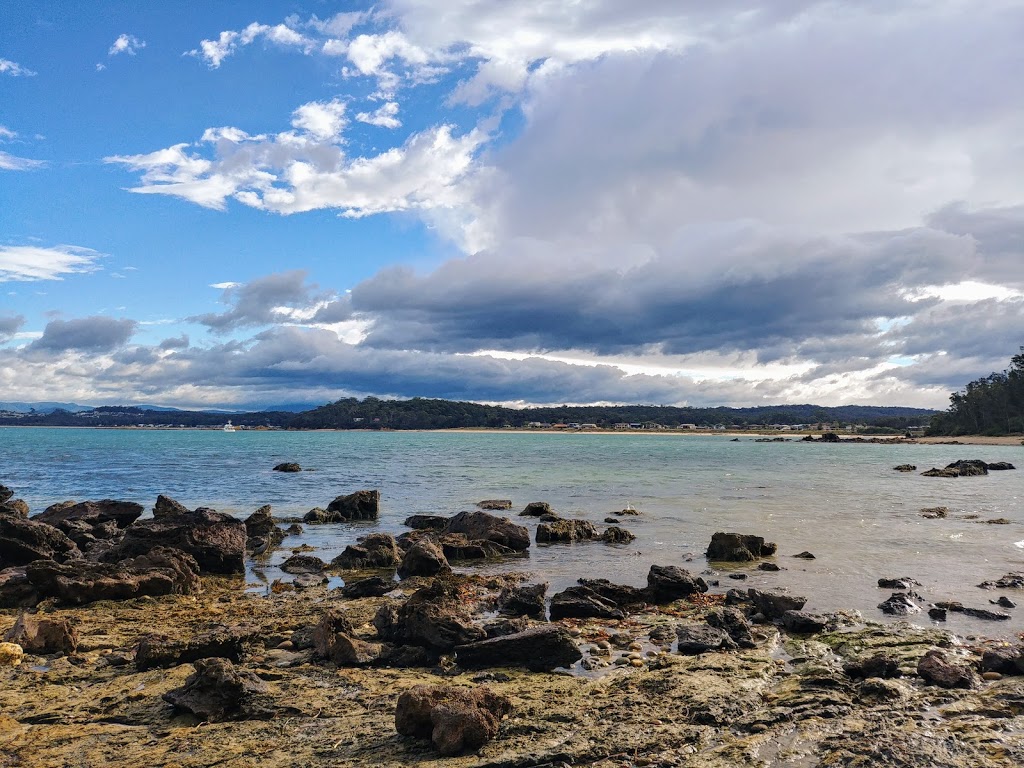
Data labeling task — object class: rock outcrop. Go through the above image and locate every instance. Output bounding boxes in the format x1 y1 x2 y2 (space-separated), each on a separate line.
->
443 510 530 551
101 508 245 574
373 578 486 652
163 658 273 721
330 533 402 570
3 613 79 654
646 565 708 603
397 538 450 579
33 499 143 548
706 532 777 561
535 518 598 543
0 513 80 567
395 684 512 757
455 625 582 671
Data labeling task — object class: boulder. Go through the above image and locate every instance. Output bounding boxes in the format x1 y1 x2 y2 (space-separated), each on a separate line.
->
893 464 917 472
326 489 380 521
704 607 756 648
0 642 23 667
455 625 582 671
374 578 486 652
443 510 530 551
280 555 326 574
26 546 201 604
646 565 708 603
136 625 249 670
0 514 81 567
748 588 807 620
302 508 332 524
535 518 598 544
438 533 515 561
398 538 450 579
496 583 547 618
819 432 841 442
843 653 901 679
482 617 529 638
330 533 402 569
395 684 512 757
0 485 13 504
877 592 921 615
793 551 816 559
980 645 1024 676
758 562 781 572
520 501 552 517
676 624 737 655
272 462 301 472
34 499 143 541
244 505 285 550
877 577 921 590
978 572 1024 589
577 578 648 608
917 649 979 689
153 494 190 518
706 532 777 561
0 567 36 608
311 610 386 666
403 515 449 531
163 658 272 722
922 460 989 477
477 500 512 510
931 601 1010 621
0 499 29 517
601 526 636 544
987 461 1015 470
101 508 245 574
549 586 624 620
781 610 828 634
340 576 396 598
3 613 78 655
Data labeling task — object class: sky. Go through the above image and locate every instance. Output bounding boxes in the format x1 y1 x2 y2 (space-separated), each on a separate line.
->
2 1 1023 411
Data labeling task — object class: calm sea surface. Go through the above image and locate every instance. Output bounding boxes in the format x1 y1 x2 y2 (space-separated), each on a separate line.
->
3 427 1023 637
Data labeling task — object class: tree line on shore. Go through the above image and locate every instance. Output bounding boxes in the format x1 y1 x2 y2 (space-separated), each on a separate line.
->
0 398 934 431
927 347 1024 436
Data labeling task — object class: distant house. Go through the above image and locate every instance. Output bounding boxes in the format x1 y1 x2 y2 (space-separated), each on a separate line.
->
579 423 599 430
613 422 631 430
642 421 665 430
678 423 697 430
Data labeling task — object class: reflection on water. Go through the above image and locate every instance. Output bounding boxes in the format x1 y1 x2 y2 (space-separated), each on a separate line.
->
2 427 1023 637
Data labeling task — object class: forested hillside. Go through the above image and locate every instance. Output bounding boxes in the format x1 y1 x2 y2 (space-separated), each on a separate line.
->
928 348 1024 435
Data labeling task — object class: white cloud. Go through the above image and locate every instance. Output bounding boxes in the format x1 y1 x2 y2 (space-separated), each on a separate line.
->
0 245 103 282
0 58 35 77
0 151 44 171
290 99 347 141
356 101 401 128
187 22 314 68
108 34 146 57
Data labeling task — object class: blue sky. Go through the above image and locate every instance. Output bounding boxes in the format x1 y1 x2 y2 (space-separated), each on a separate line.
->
2 1 1023 410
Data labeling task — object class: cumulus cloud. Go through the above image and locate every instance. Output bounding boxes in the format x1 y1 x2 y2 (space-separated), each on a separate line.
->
0 58 35 77
0 315 24 342
356 101 401 128
189 270 333 332
30 317 137 353
108 34 146 56
0 245 103 282
187 22 314 68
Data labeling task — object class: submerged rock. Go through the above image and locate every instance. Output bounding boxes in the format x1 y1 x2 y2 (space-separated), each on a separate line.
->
877 577 921 590
878 592 921 615
601 526 636 544
272 462 301 472
893 464 917 472
477 500 512 510
706 532 777 561
519 501 552 517
455 625 582 671
395 684 512 757
536 518 598 543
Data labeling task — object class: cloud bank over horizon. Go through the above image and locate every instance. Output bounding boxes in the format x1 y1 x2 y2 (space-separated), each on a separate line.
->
2 1 1023 410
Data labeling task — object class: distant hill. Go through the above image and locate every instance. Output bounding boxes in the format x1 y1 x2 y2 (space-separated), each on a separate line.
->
0 397 937 431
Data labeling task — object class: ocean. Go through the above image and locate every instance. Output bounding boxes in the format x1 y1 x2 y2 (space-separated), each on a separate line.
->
3 427 1023 637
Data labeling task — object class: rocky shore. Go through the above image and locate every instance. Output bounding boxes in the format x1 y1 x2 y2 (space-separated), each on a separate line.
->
2 485 1024 767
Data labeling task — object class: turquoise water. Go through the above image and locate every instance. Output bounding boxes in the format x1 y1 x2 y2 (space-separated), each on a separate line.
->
3 427 1023 637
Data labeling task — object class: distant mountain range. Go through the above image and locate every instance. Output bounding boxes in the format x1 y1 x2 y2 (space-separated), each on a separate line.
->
0 401 317 415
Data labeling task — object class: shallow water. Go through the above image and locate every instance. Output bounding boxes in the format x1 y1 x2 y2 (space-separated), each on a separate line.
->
3 427 1023 638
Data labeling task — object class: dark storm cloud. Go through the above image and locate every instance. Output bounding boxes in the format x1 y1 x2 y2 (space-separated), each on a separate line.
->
158 333 189 350
0 314 24 341
190 270 333 332
30 316 137 352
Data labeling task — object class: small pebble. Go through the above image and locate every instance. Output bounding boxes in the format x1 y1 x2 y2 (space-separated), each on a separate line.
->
627 652 643 661
628 642 643 651
629 658 645 668
277 640 295 650
596 640 612 650
568 628 582 637
982 671 1002 681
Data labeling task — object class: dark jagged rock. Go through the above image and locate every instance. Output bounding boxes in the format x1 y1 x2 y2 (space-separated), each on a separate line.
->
704 607 756 648
843 653 901 679
758 562 781 571
978 572 1024 589
34 499 144 544
724 588 751 606
374 578 485 652
272 462 301 472
395 684 512 757
922 459 988 477
980 645 1024 676
676 624 737 655
994 596 1017 608
549 586 625 620
877 592 920 615
877 577 921 590
646 564 708 603
893 464 917 472
0 499 28 517
455 625 582 671
520 501 552 517
477 500 512 510
397 538 450 579
330 533 402 570
163 658 272 722
26 546 200 605
577 578 647 608
153 494 190 518
136 625 250 670
438 533 515 561
781 610 828 634
706 532 777 561
101 508 245 574
3 613 78 654
444 510 530 551
280 554 326 574
536 518 598 544
482 617 529 638
793 551 816 559
917 649 979 689
326 489 380 521
302 508 331 524
929 607 947 621
931 601 1010 621
748 588 807 620
0 485 13 504
244 505 285 550
819 432 841 442
600 526 636 544
312 610 388 666
496 582 547 618
987 461 1015 470
1 513 81 568
0 567 36 608
342 577 393 602
403 515 448 531
920 506 948 519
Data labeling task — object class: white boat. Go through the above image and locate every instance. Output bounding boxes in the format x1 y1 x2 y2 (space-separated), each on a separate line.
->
223 420 236 432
